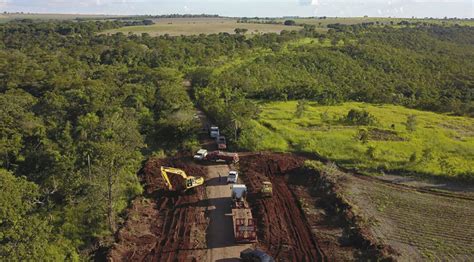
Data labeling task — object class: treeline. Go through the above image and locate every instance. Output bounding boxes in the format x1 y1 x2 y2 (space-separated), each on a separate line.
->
0 21 211 260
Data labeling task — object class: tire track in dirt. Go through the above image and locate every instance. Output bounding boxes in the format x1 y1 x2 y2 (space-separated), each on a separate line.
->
240 153 325 261
108 157 209 262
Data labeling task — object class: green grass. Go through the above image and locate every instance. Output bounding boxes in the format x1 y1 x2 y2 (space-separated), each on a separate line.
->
242 101 474 180
101 18 302 36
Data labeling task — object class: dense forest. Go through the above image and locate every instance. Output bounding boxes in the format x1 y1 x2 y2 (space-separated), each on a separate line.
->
0 19 473 259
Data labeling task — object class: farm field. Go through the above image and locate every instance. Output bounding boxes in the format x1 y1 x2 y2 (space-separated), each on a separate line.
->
336 166 474 260
101 18 302 36
245 17 474 27
0 13 117 23
240 101 474 180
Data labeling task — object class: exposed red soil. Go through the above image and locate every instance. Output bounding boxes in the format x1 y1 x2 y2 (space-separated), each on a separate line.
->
108 156 209 262
108 152 398 261
239 153 325 261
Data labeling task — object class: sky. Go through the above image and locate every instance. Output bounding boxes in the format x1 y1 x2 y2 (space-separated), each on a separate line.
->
0 0 472 18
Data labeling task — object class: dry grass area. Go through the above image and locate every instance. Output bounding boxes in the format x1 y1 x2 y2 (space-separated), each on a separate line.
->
0 13 117 23
342 174 474 260
102 18 302 36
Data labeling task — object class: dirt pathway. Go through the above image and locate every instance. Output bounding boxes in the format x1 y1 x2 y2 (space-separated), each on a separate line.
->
204 164 252 261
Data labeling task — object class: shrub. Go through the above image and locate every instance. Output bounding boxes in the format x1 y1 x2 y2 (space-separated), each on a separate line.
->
295 99 307 118
405 114 418 132
346 109 378 125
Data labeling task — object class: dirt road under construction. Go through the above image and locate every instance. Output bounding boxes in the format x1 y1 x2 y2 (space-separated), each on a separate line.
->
108 146 382 261
108 109 365 261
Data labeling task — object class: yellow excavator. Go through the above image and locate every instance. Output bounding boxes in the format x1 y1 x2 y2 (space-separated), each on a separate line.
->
160 166 204 192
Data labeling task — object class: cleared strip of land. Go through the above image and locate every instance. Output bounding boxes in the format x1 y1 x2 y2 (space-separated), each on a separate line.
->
101 18 302 36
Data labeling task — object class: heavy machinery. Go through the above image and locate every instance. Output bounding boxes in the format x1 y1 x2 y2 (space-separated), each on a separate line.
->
160 166 204 192
261 181 273 198
230 184 257 243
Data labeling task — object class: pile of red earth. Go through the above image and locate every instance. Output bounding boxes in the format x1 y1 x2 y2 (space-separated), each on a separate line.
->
108 157 208 262
239 153 325 261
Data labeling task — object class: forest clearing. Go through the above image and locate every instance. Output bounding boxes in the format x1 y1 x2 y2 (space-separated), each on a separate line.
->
1 9 473 261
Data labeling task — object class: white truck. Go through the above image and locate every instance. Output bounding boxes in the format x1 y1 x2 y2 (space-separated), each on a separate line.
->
227 171 239 184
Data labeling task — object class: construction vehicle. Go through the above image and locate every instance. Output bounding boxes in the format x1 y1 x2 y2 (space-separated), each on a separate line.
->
230 184 257 243
261 181 273 197
216 135 227 150
160 166 204 192
193 149 239 164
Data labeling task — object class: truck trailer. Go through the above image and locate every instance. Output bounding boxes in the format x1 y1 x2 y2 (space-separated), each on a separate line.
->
193 149 239 164
231 184 257 243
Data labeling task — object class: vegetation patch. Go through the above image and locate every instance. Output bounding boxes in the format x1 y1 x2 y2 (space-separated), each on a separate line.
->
240 101 474 181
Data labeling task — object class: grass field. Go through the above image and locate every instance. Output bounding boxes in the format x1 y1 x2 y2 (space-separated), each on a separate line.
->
101 18 302 36
0 13 118 23
240 101 474 180
245 17 474 27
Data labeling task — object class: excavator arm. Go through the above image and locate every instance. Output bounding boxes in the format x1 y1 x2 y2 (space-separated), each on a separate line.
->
160 166 204 191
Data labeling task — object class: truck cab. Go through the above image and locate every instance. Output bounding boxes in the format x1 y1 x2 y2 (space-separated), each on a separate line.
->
227 171 239 184
193 149 208 161
210 126 219 138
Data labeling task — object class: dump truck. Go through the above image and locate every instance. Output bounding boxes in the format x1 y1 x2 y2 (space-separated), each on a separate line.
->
231 184 257 243
193 149 239 164
160 166 204 192
216 135 227 150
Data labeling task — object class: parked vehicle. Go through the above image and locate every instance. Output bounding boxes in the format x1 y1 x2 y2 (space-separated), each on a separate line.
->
209 126 219 138
217 135 227 150
227 171 238 184
240 248 275 262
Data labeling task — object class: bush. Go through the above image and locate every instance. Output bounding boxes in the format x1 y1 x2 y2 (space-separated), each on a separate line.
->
346 109 378 125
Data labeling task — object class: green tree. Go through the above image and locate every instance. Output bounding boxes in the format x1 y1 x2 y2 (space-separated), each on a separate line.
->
0 169 77 260
234 28 249 35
